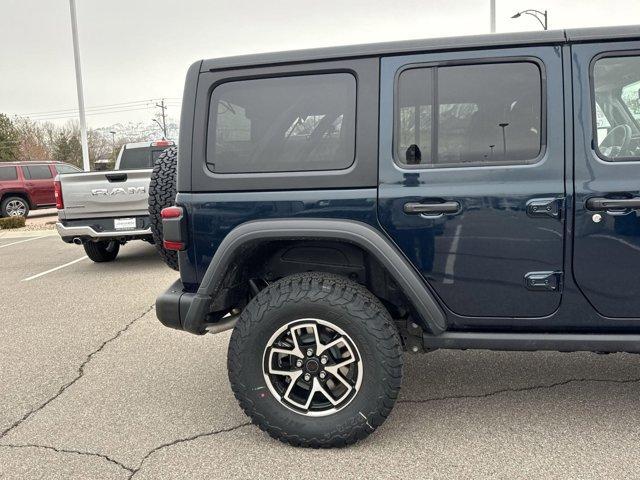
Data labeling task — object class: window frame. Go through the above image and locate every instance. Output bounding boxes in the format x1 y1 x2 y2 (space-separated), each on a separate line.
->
393 56 548 170
590 49 640 164
206 70 358 175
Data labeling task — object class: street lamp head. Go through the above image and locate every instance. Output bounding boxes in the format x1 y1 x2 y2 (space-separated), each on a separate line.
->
511 12 521 18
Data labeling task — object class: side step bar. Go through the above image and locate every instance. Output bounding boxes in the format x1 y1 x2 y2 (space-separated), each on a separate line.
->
423 332 640 353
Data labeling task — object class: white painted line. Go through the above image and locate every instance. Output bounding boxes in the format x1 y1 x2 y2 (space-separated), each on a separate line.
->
443 224 462 285
0 236 50 249
22 256 88 282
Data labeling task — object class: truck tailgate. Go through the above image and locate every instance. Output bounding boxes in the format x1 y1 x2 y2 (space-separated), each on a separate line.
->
58 169 151 220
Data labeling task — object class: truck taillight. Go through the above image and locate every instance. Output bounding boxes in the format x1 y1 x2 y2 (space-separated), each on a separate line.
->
54 180 63 209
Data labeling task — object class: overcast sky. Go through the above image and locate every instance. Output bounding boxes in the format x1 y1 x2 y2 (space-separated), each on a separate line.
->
1 0 639 128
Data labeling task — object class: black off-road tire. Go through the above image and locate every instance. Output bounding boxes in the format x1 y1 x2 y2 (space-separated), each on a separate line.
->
228 272 403 448
148 146 179 271
83 241 119 262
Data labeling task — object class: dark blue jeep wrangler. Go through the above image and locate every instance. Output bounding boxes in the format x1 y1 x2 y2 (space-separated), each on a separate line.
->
150 25 640 447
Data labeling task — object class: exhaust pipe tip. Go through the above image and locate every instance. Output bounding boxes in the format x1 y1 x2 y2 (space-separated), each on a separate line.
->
72 237 83 245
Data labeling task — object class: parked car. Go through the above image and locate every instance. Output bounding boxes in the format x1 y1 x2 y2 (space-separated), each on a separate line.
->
0 161 81 217
151 25 640 447
55 140 175 264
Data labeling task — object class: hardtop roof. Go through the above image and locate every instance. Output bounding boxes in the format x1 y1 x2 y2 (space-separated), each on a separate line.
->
200 24 640 72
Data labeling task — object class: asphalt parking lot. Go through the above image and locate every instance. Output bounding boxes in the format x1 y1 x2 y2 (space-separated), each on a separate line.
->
2 232 640 479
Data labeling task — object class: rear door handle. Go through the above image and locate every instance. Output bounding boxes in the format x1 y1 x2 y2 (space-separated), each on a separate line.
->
404 201 460 215
586 197 640 212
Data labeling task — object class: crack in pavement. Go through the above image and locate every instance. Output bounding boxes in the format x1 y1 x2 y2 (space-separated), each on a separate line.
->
128 422 252 479
0 304 155 441
0 443 133 474
397 376 640 404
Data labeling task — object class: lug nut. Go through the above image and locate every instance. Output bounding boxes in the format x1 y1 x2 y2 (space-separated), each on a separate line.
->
306 348 314 357
295 359 303 368
320 355 328 365
304 373 311 382
319 371 326 380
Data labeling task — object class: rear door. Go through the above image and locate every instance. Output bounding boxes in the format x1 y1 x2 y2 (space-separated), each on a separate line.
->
572 41 640 318
22 164 55 205
378 46 566 320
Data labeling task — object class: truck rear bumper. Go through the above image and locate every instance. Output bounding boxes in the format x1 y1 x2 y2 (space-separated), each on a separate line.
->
56 221 151 242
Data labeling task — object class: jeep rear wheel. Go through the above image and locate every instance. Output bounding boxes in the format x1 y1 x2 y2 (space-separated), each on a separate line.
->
228 272 403 447
148 146 179 271
83 240 119 262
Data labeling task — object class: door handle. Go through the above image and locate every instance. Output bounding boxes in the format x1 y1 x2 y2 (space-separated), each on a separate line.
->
586 197 640 212
404 201 460 215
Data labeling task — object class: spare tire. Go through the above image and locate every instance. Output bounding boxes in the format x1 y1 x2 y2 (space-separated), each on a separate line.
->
149 145 179 271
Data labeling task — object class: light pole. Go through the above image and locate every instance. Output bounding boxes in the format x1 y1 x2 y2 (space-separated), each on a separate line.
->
109 130 116 158
68 0 90 171
490 0 496 33
511 9 548 30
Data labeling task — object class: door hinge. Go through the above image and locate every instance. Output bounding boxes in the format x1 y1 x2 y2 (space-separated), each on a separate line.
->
524 271 563 292
526 198 562 219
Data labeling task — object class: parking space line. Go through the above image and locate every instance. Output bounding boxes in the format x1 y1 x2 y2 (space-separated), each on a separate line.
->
0 236 52 249
22 256 88 282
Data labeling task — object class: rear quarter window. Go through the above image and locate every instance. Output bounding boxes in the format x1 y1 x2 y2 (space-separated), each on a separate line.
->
55 164 81 174
0 166 18 181
206 73 357 174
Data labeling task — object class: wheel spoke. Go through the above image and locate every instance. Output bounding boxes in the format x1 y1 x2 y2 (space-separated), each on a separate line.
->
324 365 354 392
281 370 303 404
316 336 346 355
270 347 303 358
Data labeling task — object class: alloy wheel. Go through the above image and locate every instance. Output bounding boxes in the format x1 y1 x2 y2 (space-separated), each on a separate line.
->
6 200 27 217
263 318 363 417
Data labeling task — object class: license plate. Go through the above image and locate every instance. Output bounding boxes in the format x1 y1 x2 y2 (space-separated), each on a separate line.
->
114 218 137 231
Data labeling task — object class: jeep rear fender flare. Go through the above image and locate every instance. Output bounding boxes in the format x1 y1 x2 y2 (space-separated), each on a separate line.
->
184 219 446 335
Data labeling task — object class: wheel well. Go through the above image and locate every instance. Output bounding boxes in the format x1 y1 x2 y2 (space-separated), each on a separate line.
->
1 192 32 209
215 239 414 321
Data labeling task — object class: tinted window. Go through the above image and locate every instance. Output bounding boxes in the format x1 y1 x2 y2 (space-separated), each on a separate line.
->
593 55 640 161
151 149 165 164
119 147 153 170
0 166 18 181
55 164 81 174
396 62 542 167
207 73 356 173
24 165 53 179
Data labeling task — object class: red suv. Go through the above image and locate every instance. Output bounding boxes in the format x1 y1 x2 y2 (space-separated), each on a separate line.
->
0 161 81 217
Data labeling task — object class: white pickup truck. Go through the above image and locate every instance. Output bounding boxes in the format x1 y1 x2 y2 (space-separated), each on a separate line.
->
55 140 174 262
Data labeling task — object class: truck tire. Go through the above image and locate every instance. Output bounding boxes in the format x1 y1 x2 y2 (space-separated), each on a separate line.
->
84 241 119 262
149 146 179 271
1 196 29 218
228 272 403 447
